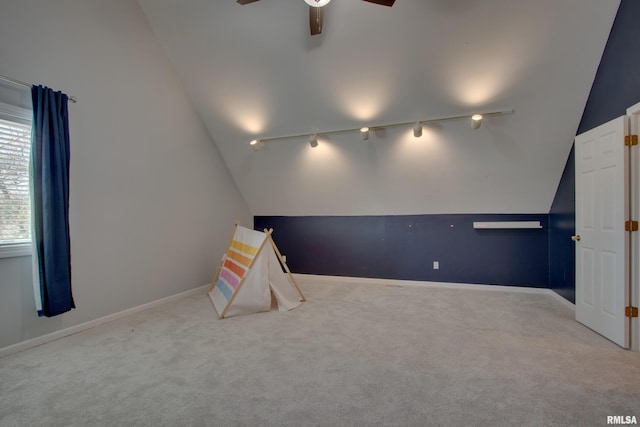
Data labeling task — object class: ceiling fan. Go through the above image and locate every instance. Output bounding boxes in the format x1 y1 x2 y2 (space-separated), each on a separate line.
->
237 0 396 36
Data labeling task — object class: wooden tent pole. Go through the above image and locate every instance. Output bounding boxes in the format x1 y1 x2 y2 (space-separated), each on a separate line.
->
219 228 274 319
207 220 240 293
265 229 306 302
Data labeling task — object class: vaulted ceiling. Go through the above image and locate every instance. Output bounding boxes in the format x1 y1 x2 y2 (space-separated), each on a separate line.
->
137 0 620 216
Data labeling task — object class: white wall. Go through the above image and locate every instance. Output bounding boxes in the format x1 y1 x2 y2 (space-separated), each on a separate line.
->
0 0 251 350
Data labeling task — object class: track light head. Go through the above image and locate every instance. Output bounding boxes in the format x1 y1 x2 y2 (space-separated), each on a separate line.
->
250 139 264 151
360 127 370 141
471 114 483 129
413 122 422 138
309 134 319 148
304 0 331 6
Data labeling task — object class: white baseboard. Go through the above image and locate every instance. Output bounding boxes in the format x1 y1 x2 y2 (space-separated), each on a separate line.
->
293 273 576 311
0 285 208 359
544 288 576 311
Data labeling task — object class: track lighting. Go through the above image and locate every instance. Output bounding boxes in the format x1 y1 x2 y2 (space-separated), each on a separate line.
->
360 127 370 141
247 109 512 150
413 122 422 138
471 114 483 129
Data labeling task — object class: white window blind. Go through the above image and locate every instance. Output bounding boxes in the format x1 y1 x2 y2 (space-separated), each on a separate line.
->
0 117 31 244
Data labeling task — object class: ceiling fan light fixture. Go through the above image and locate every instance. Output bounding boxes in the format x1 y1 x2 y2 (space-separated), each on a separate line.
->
304 0 331 7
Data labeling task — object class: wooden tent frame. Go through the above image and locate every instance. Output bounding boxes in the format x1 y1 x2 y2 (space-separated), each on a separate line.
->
208 222 306 319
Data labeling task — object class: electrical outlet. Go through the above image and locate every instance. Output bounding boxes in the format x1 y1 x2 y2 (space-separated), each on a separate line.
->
282 255 286 262
433 261 439 270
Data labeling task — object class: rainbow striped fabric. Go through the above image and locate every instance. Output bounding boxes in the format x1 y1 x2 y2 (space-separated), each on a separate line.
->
214 226 263 302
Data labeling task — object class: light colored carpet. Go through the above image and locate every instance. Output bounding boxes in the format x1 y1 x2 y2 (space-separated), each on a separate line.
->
1 279 639 427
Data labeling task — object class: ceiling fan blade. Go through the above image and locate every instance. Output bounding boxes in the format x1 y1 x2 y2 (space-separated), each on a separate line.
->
309 5 324 36
237 0 261 4
361 0 395 6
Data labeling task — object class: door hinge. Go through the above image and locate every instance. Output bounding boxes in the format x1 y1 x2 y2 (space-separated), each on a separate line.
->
625 306 639 318
625 135 638 146
625 220 638 231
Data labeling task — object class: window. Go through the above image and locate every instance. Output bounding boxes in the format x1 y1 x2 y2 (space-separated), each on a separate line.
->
0 102 32 258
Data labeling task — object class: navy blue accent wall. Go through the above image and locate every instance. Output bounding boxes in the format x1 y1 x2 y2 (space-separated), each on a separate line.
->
255 214 549 287
577 0 640 135
548 0 640 302
549 146 575 303
257 2 640 293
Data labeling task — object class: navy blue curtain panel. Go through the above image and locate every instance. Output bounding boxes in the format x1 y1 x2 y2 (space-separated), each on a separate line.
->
31 85 74 317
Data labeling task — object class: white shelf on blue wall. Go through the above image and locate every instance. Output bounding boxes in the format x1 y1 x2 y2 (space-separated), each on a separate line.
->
473 221 543 229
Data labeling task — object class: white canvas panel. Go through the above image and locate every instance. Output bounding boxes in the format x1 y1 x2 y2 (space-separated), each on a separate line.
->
208 285 228 316
208 225 269 318
268 248 302 312
223 244 271 318
234 225 266 251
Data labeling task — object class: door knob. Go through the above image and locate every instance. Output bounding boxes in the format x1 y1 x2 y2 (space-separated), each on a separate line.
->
571 235 581 242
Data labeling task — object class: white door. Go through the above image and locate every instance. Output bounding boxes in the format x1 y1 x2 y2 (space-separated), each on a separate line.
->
575 115 630 348
628 101 640 352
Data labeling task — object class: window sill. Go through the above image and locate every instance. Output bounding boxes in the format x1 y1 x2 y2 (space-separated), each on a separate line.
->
0 243 31 258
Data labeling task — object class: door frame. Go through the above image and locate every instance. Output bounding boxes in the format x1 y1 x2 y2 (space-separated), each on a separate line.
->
628 101 640 352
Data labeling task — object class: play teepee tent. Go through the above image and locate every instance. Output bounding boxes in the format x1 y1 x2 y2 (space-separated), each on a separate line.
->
207 223 306 319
